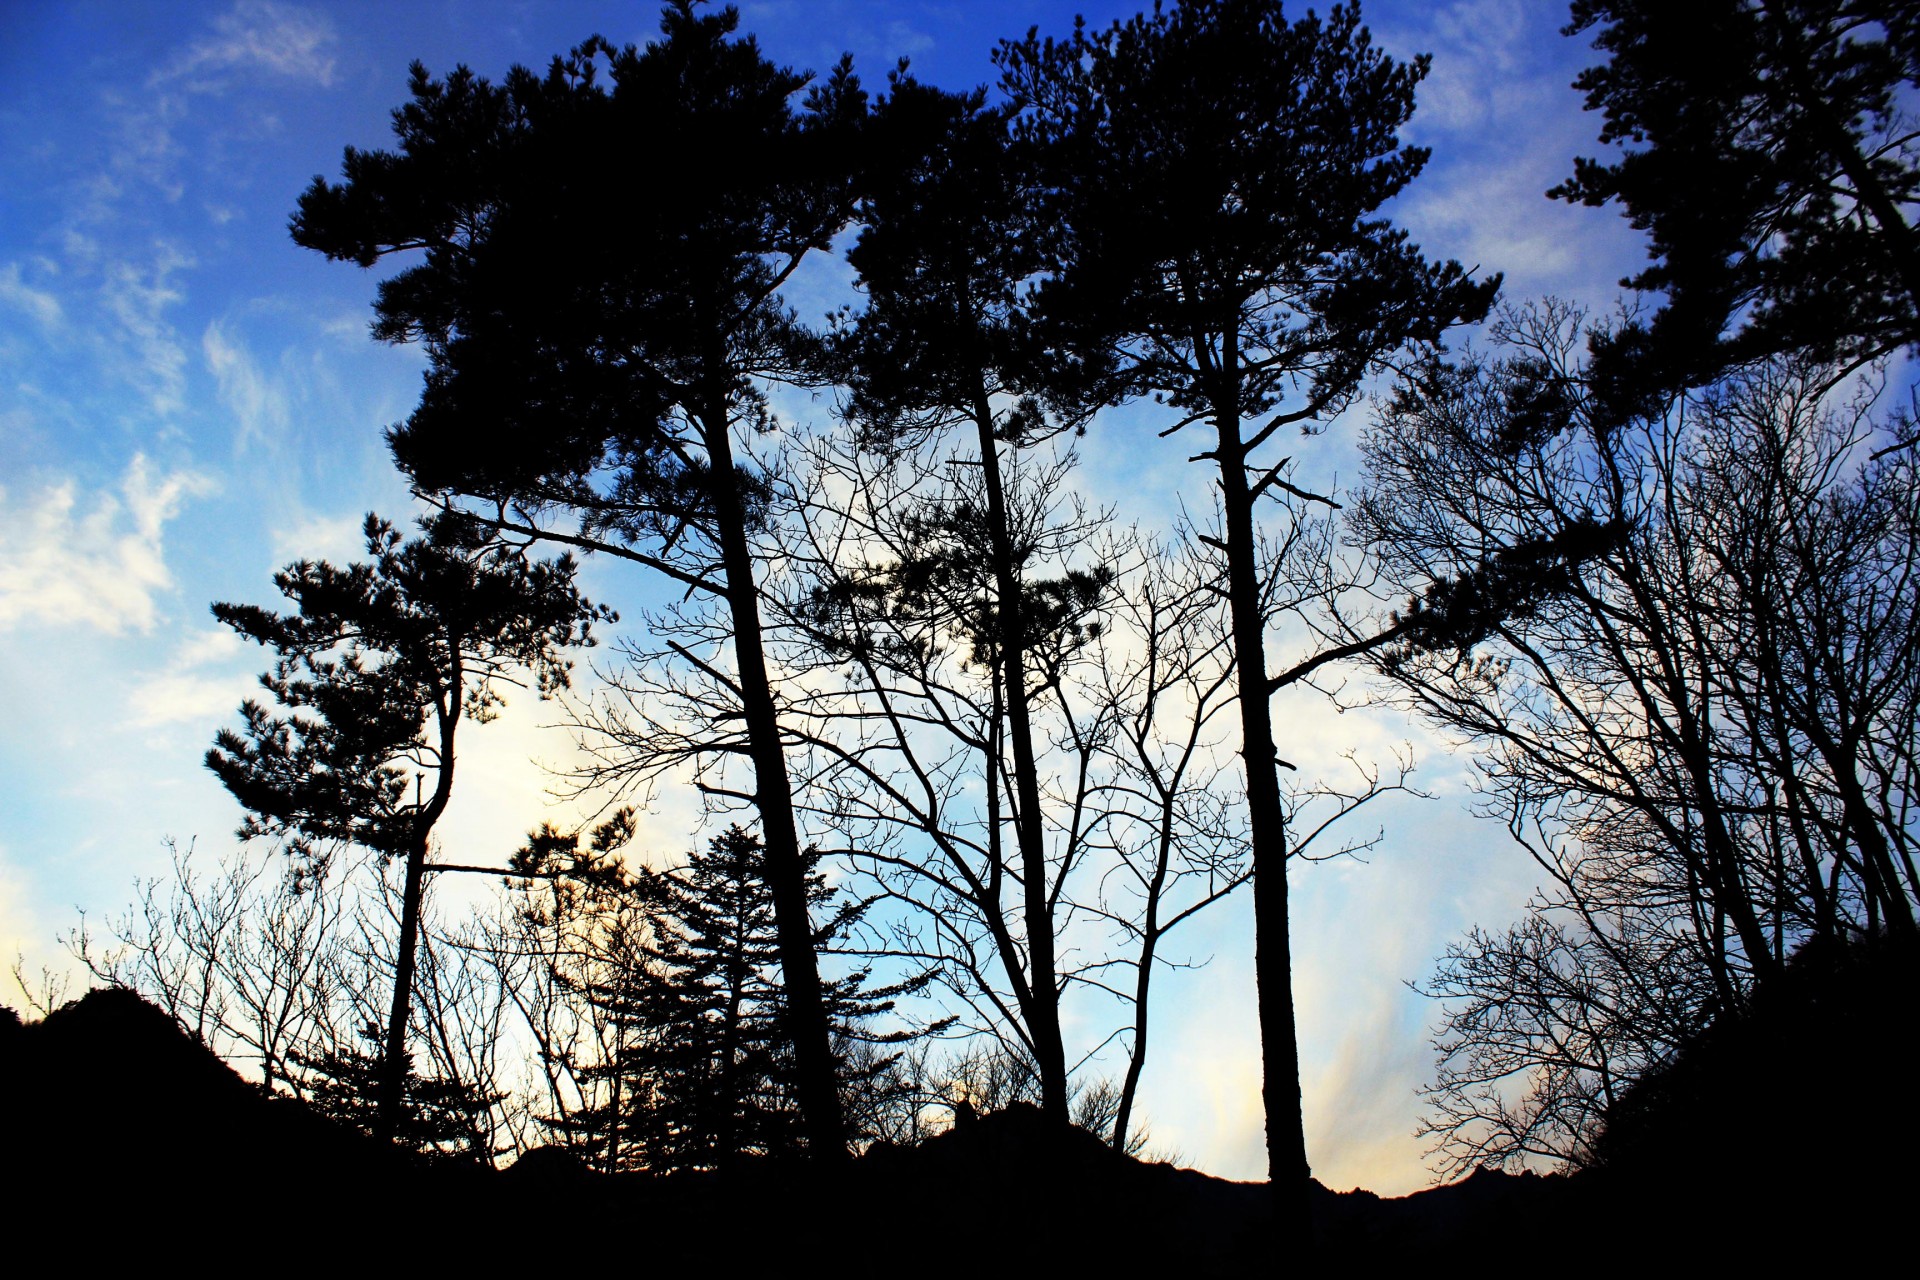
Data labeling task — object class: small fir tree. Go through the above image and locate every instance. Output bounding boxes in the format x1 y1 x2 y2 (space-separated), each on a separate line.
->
512 818 935 1172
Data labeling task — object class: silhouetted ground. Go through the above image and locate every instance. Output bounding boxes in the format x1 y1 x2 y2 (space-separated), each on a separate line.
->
3 985 1887 1268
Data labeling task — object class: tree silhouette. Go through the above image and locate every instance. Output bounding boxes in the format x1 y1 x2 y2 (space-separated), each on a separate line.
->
785 432 1125 1119
290 3 867 1156
294 1038 504 1163
1554 0 1920 415
996 0 1496 1223
508 817 932 1170
207 510 604 1141
822 72 1113 1120
1357 303 1920 1171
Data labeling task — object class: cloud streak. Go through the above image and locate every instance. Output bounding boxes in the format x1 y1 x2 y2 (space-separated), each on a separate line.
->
0 262 64 332
102 247 195 416
204 320 292 452
153 0 340 90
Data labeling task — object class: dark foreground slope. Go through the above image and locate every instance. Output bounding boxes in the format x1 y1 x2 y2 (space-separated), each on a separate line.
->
1 986 1884 1269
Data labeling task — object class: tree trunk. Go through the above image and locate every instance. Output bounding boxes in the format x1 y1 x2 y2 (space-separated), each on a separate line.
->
375 835 428 1144
702 393 848 1160
972 386 1070 1123
1113 902 1160 1154
376 674 459 1146
1214 387 1312 1237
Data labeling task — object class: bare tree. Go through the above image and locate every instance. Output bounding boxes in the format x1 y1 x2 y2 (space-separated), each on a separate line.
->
66 840 351 1098
1355 302 1920 1171
66 840 528 1162
758 425 1409 1153
998 4 1497 1219
1070 538 1242 1150
767 425 1118 1091
1413 910 1709 1177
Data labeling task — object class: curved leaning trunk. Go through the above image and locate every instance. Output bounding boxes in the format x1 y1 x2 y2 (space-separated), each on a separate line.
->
375 835 430 1144
971 384 1071 1124
701 386 849 1160
376 658 460 1146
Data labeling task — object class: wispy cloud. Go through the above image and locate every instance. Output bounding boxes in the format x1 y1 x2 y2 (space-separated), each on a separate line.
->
1304 994 1434 1195
153 0 339 90
0 454 214 635
203 320 291 452
876 18 935 61
71 1 338 227
90 88 190 209
1364 0 1642 304
0 262 64 332
1400 0 1540 136
101 245 195 417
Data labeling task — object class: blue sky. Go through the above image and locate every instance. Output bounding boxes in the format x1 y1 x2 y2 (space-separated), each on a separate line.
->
1 0 1647 1193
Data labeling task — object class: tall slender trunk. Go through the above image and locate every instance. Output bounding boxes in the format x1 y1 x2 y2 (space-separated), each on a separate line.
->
976 649 1049 1055
376 836 428 1144
376 667 459 1145
1112 838 1165 1153
1213 365 1311 1235
715 920 748 1168
701 388 847 1159
971 385 1070 1123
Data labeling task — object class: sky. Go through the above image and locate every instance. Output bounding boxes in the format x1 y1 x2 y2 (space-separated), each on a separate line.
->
0 0 1649 1195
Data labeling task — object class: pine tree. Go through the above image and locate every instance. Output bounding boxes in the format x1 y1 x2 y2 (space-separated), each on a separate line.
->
293 1040 504 1164
1553 0 1920 414
996 0 1495 1227
291 4 869 1154
208 511 605 1142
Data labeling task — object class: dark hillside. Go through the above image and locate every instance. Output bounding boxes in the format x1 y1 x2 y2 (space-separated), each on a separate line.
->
2 988 431 1254
4 985 1873 1267
1584 932 1916 1233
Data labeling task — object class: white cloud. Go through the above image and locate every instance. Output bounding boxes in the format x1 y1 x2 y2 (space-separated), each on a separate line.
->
320 313 369 342
269 510 366 566
0 454 214 635
174 625 247 668
204 320 292 452
129 667 256 729
0 262 63 332
154 0 339 90
1400 159 1639 303
128 627 255 728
